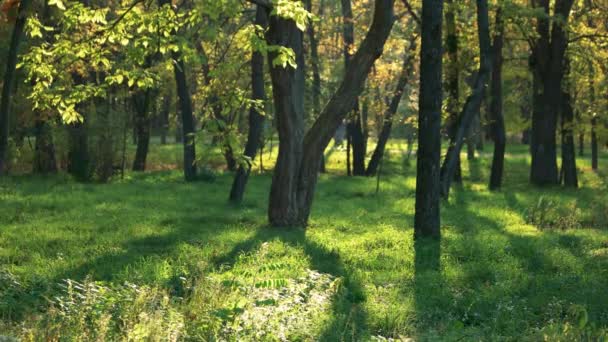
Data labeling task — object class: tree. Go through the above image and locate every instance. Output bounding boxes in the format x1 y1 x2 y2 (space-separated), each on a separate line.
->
560 56 577 187
0 0 30 174
229 5 268 204
414 0 443 239
366 33 417 177
439 0 492 198
266 0 396 227
529 0 575 186
489 6 506 190
341 0 367 176
444 0 462 184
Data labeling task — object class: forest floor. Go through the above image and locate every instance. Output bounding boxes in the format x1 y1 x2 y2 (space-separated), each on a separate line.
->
1 141 608 341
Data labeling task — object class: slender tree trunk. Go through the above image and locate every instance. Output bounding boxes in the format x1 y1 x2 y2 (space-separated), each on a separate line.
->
341 0 367 176
592 116 598 171
444 0 462 183
366 37 416 176
229 7 268 203
160 93 171 145
561 85 578 187
157 0 196 180
578 131 584 156
173 58 197 181
0 0 30 174
415 0 444 239
303 0 326 173
267 0 395 227
439 0 492 198
489 7 505 190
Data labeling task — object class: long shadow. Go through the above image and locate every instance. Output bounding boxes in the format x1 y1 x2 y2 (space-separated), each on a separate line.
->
212 225 368 341
413 237 443 335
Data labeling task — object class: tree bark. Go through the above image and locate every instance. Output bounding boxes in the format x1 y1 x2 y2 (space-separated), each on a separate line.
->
592 116 598 171
267 0 395 227
341 0 367 176
157 0 197 180
229 6 268 203
560 82 577 187
415 0 443 239
439 0 492 198
303 0 326 173
444 0 462 183
489 7 505 190
529 0 574 186
160 93 171 145
173 58 197 181
132 89 154 171
0 0 30 174
33 117 57 174
366 37 416 176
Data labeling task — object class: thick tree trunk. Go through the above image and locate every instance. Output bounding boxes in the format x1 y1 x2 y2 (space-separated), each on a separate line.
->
67 121 91 181
415 0 444 239
267 13 306 226
132 90 153 171
444 0 462 183
33 118 57 174
366 38 416 176
439 0 492 198
529 0 574 186
0 0 30 174
489 8 505 190
229 6 267 203
267 0 395 227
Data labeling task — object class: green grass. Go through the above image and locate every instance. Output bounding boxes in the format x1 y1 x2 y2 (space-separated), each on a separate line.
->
1 141 607 340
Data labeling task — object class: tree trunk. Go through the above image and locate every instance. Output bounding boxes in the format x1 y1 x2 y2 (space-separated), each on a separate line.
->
489 7 505 190
267 0 395 227
160 93 171 145
229 7 268 203
157 0 196 180
529 0 574 186
266 12 306 226
592 116 598 171
0 0 30 174
132 89 153 171
561 85 577 187
341 0 367 176
366 37 416 176
174 58 197 181
444 0 462 184
33 118 57 174
439 0 492 198
415 0 443 239
578 131 584 156
303 0 326 173
67 121 91 181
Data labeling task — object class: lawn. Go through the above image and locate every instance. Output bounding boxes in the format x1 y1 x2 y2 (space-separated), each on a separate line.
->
1 141 607 341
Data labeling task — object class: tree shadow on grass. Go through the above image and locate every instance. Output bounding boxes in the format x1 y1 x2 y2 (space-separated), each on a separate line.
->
212 225 368 341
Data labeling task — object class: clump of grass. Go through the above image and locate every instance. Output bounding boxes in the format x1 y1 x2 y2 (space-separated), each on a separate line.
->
525 196 582 230
22 279 185 341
